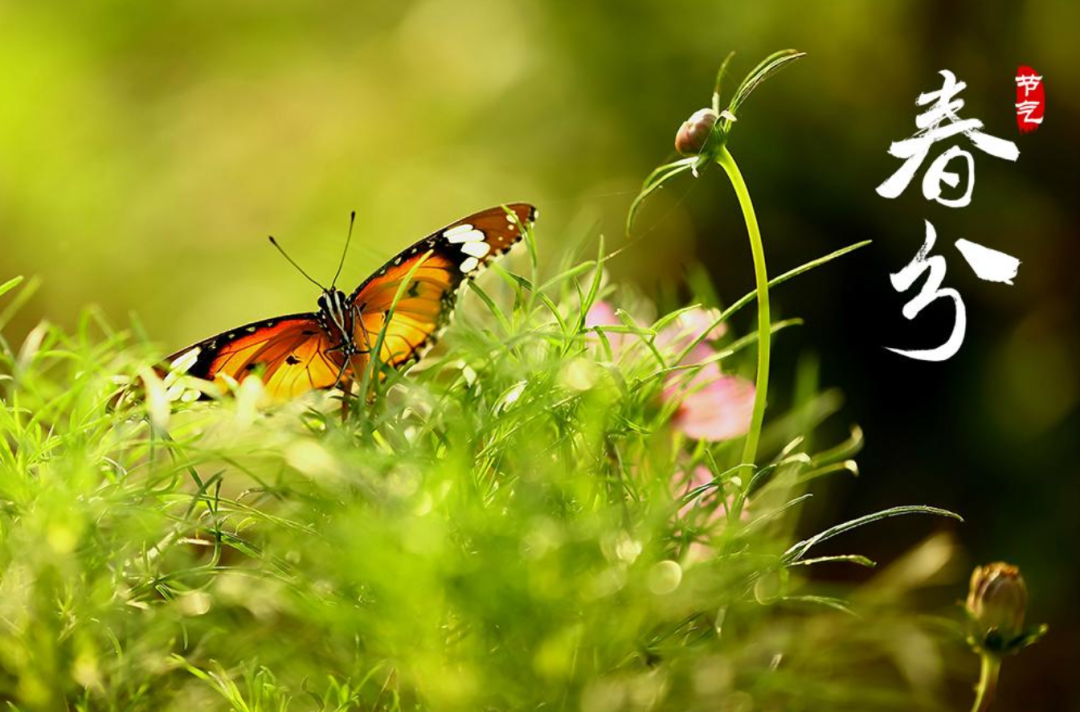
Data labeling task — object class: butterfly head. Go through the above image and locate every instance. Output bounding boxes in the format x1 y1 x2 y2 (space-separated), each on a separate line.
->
317 289 352 339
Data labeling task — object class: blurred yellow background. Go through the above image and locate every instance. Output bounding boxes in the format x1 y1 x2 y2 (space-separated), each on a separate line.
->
3 2 1070 347
2 1 1077 707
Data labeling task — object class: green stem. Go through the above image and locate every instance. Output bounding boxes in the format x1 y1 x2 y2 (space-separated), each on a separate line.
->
971 654 1001 712
716 145 770 465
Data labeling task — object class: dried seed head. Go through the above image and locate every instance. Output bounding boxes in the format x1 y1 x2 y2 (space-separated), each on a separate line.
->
967 562 1028 642
675 108 720 156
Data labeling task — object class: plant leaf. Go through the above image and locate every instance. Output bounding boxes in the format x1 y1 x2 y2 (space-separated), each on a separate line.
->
0 276 23 300
0 275 40 333
780 595 859 616
727 49 806 119
711 51 737 113
737 493 813 537
788 554 877 568
626 158 695 238
782 505 963 564
672 241 871 366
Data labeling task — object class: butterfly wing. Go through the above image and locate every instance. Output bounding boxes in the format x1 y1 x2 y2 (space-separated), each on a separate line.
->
347 203 536 371
164 203 535 401
166 314 345 400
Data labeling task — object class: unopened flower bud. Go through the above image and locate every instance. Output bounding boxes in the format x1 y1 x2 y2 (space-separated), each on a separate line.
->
675 108 719 156
967 562 1027 643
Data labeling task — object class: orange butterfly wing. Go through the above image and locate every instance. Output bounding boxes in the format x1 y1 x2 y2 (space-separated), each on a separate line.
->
348 203 536 371
165 315 345 400
164 203 535 401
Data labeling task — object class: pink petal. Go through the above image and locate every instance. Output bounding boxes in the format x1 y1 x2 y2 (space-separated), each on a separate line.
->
674 307 728 341
657 307 728 363
586 300 632 356
585 301 619 328
667 371 755 442
683 343 716 368
662 361 722 404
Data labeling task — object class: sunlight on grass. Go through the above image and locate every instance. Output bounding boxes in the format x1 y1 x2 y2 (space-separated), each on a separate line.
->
0 216 962 709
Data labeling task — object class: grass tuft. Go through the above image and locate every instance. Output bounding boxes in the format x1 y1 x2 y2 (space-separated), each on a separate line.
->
0 228 960 711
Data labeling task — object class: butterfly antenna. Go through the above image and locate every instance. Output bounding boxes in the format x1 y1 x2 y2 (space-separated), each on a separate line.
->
331 210 356 289
268 236 327 290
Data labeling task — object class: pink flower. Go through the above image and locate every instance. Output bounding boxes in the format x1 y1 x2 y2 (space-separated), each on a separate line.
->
656 307 728 362
587 301 727 363
584 300 619 329
587 300 752 442
665 365 755 442
585 301 632 354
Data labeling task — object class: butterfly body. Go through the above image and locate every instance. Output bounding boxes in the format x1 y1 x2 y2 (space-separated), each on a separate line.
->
316 289 356 345
167 203 536 400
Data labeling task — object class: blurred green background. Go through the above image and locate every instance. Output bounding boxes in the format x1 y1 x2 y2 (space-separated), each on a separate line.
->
1 0 1077 708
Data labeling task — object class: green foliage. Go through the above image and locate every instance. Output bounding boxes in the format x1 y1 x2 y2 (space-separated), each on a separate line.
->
725 50 807 122
0 228 959 710
626 50 806 240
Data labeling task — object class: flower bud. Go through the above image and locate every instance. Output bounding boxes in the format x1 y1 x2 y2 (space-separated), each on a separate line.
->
675 108 719 156
967 562 1027 643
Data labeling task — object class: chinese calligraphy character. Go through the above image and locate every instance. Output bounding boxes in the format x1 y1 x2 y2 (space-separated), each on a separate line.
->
877 70 1019 208
954 239 1021 285
1015 72 1042 95
1015 66 1045 133
1016 101 1041 125
878 70 1025 362
887 221 967 362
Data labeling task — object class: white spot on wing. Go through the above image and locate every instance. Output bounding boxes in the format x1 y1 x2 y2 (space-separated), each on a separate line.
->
170 347 201 373
460 241 490 258
443 223 474 238
446 229 485 244
459 256 480 273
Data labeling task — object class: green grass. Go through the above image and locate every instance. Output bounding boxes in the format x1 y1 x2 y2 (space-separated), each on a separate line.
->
0 221 964 712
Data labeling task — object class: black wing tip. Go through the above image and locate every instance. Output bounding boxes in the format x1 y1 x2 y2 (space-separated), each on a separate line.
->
453 202 538 228
502 202 539 222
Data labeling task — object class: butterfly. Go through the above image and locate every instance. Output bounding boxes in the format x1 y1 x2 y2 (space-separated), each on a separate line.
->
164 203 536 401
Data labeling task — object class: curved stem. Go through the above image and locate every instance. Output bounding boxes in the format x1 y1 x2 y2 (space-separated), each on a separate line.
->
971 654 1001 712
715 145 770 465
